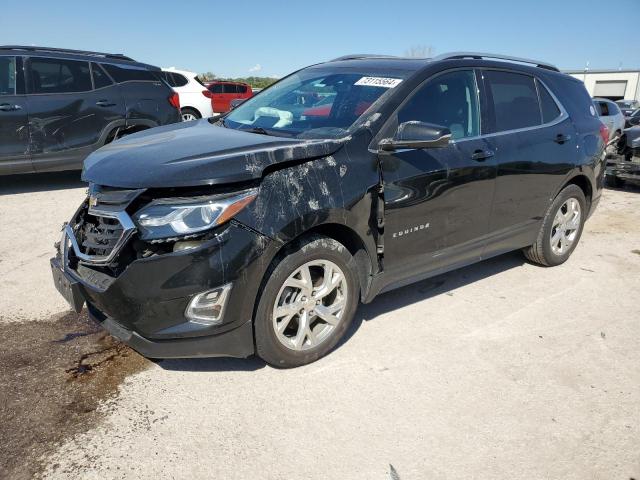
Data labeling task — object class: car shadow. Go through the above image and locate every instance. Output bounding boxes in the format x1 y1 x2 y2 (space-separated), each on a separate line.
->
0 170 85 195
159 251 526 372
336 251 526 349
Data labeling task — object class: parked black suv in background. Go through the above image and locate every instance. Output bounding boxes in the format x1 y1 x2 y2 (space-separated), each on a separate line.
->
0 46 181 175
51 52 607 367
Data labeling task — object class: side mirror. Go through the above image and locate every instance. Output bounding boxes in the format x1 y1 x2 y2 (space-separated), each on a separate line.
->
379 121 451 151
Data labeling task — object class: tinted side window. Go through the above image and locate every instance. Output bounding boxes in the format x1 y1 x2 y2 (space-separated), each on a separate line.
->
597 101 610 116
485 70 541 132
224 83 238 94
0 56 16 95
537 81 561 123
397 69 479 139
92 63 114 89
237 84 247 94
607 102 620 115
210 84 224 93
172 74 188 87
103 64 158 83
29 57 92 93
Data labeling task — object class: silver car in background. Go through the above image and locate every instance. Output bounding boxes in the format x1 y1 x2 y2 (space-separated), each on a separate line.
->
593 98 626 140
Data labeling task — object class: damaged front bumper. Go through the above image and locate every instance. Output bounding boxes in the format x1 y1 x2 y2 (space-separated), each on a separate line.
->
50 222 273 359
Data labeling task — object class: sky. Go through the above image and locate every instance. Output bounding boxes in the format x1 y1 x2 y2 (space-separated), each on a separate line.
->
2 0 639 78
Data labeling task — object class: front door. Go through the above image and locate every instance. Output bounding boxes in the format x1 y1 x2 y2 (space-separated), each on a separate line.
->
380 69 496 285
0 56 31 175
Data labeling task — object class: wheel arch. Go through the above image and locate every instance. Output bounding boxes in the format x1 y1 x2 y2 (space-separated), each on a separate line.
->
561 173 593 211
181 106 202 117
256 222 375 310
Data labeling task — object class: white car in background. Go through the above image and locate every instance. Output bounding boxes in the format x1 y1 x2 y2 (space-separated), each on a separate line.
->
161 67 214 121
593 98 625 141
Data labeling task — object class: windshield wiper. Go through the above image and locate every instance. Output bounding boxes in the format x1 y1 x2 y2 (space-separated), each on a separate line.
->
245 127 272 136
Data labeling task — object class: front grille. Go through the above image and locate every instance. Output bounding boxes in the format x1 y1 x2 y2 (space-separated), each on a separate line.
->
78 213 125 257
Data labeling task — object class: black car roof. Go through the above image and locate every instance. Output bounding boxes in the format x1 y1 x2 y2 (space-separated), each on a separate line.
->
0 45 160 70
319 52 560 75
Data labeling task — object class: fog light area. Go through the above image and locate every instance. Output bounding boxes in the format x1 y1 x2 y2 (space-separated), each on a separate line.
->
173 240 205 252
184 284 232 325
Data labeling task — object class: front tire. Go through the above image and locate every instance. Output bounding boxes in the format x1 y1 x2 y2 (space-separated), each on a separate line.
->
523 184 586 267
254 235 359 368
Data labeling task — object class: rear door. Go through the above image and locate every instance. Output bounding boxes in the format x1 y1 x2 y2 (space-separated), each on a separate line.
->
0 55 31 174
480 69 578 253
25 56 99 172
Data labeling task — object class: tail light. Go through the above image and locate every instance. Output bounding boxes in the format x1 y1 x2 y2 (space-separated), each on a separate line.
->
202 90 213 99
168 92 180 110
599 123 609 144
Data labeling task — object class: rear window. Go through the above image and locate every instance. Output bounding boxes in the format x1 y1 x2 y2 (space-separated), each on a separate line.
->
484 70 541 132
172 73 188 87
91 63 113 89
537 80 561 123
224 84 239 94
595 101 609 116
0 56 16 95
29 57 92 94
103 64 158 83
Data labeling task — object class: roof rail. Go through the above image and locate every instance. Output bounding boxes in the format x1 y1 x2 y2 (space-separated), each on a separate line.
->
432 52 559 72
330 54 398 62
0 45 135 61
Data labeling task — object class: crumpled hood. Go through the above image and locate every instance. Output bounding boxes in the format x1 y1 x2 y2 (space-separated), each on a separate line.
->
82 120 344 188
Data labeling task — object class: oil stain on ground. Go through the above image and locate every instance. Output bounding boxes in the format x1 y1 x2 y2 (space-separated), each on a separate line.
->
0 311 149 480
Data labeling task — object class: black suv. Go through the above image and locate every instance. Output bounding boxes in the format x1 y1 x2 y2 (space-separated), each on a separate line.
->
51 52 606 367
0 46 181 175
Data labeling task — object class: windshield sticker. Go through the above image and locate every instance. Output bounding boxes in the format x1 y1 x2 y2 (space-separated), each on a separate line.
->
354 77 403 88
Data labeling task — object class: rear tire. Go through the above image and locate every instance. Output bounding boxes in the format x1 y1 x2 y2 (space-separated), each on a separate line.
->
181 108 201 122
523 184 586 267
254 235 359 368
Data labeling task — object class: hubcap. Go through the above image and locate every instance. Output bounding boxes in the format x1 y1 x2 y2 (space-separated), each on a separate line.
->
182 113 197 121
272 260 348 351
550 197 581 255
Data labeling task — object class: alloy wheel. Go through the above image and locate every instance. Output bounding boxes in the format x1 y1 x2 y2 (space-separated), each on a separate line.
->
182 112 198 121
550 197 581 255
272 260 348 351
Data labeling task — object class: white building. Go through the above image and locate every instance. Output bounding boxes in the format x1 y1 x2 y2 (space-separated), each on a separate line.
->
564 69 640 101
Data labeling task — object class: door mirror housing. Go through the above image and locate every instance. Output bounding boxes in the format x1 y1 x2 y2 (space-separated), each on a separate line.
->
379 121 452 151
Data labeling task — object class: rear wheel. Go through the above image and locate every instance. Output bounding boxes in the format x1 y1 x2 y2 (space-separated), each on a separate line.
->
181 108 200 122
523 184 586 267
254 235 359 368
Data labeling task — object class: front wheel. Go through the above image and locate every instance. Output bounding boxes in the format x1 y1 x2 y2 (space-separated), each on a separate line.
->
523 184 586 267
254 235 359 368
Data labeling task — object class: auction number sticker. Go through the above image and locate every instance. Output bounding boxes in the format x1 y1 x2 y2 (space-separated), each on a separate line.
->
355 77 403 88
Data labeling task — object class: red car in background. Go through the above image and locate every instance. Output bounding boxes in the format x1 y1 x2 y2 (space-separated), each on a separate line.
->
206 81 253 113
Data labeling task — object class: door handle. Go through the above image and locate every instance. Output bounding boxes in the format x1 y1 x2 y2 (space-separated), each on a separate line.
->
96 100 116 107
0 103 22 112
554 134 571 144
471 149 494 161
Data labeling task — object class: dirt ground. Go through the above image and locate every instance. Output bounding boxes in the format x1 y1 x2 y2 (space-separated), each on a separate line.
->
0 172 639 480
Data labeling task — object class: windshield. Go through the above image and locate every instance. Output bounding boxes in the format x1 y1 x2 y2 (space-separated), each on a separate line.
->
224 67 410 139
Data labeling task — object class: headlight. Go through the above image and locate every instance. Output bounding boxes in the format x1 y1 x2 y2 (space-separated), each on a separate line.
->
133 189 257 240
